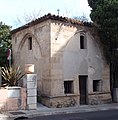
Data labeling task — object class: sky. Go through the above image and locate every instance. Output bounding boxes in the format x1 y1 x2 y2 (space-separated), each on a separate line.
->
0 0 91 29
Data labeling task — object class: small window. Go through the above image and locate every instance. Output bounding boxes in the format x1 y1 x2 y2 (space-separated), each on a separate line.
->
64 81 73 94
93 80 102 92
28 37 32 50
15 37 17 43
80 35 86 49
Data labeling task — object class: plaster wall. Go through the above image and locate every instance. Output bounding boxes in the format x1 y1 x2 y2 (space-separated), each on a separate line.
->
12 20 51 94
63 29 110 94
0 88 26 111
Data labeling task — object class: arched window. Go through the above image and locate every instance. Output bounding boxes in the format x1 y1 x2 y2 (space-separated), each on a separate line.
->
28 37 32 50
80 34 87 49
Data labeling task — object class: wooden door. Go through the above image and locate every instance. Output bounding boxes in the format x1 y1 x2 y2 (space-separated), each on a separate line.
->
79 76 87 105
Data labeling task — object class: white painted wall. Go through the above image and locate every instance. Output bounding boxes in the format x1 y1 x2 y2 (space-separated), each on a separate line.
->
63 33 88 79
63 30 109 93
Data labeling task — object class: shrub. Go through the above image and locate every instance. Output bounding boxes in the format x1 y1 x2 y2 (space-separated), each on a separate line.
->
1 66 25 86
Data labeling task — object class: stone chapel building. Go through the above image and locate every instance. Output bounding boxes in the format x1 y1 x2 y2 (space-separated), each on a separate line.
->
11 13 111 107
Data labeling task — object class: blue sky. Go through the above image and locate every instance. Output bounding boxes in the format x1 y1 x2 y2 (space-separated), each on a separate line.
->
0 0 91 29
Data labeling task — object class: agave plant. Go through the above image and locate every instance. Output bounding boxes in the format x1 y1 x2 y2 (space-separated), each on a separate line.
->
1 66 25 86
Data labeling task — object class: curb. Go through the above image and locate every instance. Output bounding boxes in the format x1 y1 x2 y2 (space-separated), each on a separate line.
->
1 104 118 119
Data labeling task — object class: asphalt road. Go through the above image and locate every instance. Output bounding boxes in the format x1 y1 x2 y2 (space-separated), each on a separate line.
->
16 109 118 120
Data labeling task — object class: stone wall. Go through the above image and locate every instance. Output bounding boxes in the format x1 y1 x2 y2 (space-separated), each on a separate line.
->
0 88 26 111
88 93 112 105
42 95 79 108
23 74 37 109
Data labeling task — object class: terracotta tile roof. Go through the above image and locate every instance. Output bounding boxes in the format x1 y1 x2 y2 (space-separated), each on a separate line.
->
11 13 92 34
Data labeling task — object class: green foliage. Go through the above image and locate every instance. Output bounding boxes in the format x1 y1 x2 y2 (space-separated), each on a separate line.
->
88 0 118 87
88 0 118 61
37 95 42 103
1 66 25 86
0 48 7 66
0 22 11 67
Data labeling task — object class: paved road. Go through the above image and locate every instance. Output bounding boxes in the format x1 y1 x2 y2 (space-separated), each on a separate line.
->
16 109 118 120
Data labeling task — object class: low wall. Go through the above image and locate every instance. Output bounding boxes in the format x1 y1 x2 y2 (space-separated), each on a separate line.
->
42 95 79 108
0 87 26 111
88 92 112 105
41 93 112 108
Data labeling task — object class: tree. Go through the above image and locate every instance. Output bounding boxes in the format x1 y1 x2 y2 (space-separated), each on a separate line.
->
0 22 11 66
88 0 118 91
14 9 42 27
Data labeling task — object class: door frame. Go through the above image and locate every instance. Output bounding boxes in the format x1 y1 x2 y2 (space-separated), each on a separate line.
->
79 75 88 105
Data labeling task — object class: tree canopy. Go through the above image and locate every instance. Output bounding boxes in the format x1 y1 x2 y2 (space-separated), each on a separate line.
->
88 0 118 61
88 0 118 87
0 22 11 66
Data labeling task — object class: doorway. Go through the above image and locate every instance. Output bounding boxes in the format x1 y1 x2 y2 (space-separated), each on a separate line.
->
79 75 88 105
